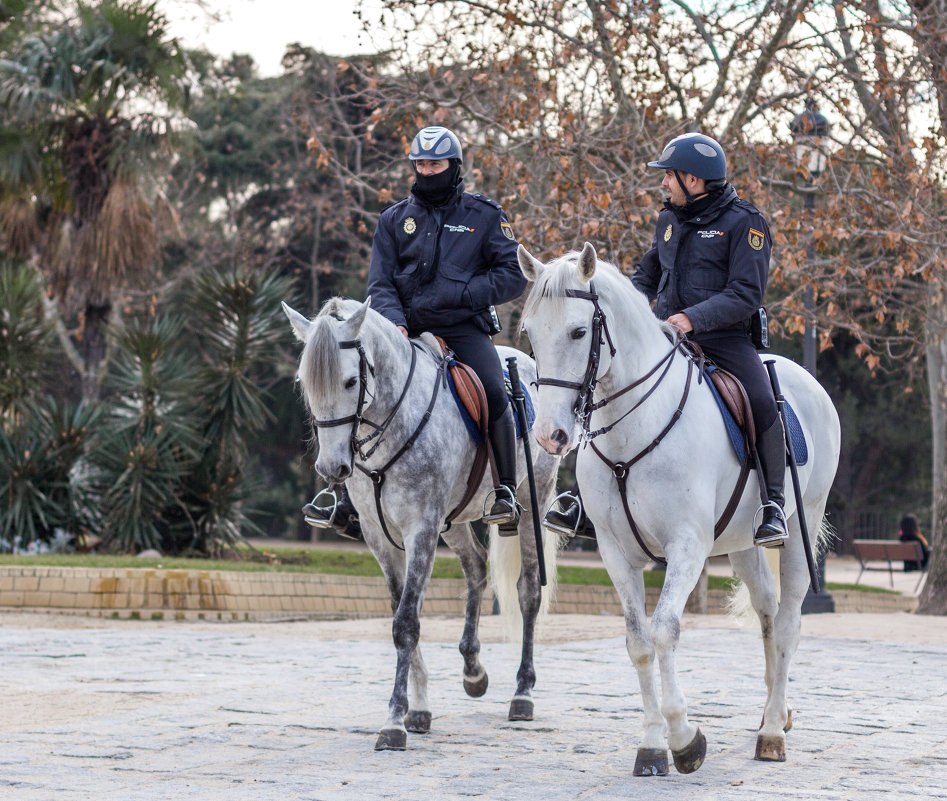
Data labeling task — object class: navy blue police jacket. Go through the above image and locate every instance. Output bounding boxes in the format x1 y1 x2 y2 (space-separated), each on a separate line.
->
367 180 526 333
631 184 772 335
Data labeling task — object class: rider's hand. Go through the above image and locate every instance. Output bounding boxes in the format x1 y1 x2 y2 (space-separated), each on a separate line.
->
667 313 693 334
397 326 409 339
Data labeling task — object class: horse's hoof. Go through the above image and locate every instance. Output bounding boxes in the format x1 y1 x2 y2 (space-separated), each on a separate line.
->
672 728 706 774
508 697 534 721
463 670 488 698
633 748 669 777
404 710 431 734
374 728 407 751
755 733 786 761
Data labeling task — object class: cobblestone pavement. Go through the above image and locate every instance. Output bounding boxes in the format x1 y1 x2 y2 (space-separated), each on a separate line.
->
1 614 945 801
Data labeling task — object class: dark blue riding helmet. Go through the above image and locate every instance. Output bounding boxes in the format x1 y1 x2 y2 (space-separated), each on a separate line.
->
647 133 727 180
409 126 463 162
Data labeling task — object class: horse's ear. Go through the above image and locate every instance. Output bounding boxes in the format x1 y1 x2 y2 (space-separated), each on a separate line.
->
577 242 597 281
282 301 311 342
340 297 372 339
517 244 545 282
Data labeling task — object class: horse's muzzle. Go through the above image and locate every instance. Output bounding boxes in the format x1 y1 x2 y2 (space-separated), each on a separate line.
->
316 460 352 484
536 426 573 456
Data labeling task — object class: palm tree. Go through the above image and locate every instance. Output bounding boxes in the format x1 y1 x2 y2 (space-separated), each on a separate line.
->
0 0 190 399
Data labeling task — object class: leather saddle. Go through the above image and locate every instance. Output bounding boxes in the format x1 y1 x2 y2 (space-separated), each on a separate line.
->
429 335 495 525
707 365 757 453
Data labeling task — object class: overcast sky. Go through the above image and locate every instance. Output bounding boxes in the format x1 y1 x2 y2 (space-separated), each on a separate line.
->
162 0 388 76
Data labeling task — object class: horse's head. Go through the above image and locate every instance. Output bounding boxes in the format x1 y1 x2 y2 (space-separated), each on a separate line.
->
518 242 618 455
283 297 375 482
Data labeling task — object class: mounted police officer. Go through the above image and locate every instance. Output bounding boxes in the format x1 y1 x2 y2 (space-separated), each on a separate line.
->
303 125 527 537
545 132 788 548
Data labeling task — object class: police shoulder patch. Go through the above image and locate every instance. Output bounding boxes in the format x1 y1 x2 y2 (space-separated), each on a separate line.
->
500 221 515 240
470 192 503 211
748 227 764 251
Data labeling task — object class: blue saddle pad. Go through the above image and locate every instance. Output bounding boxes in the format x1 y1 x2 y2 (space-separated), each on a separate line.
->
447 368 534 445
704 368 808 466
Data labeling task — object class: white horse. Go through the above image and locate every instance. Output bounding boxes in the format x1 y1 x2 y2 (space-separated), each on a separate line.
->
517 243 840 774
283 297 561 751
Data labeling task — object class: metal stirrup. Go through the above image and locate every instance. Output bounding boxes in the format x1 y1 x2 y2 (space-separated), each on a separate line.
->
482 485 518 523
542 491 583 537
303 487 340 529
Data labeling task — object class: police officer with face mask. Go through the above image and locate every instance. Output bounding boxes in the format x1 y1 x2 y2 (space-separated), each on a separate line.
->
545 132 788 548
303 126 527 537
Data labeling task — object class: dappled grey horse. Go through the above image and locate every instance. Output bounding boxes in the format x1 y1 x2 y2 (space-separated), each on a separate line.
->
284 297 561 751
518 243 840 773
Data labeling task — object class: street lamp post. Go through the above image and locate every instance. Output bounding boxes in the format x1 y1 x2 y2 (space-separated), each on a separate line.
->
790 99 835 614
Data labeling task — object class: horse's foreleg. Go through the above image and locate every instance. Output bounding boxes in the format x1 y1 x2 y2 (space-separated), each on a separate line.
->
375 532 439 751
650 543 707 774
596 538 667 775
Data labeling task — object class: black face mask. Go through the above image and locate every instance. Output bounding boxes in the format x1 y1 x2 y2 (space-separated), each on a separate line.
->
411 162 461 207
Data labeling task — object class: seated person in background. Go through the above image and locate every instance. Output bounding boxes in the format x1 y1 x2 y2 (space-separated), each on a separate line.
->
898 513 931 572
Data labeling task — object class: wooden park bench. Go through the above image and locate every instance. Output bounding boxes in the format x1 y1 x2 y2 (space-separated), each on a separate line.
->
851 539 928 592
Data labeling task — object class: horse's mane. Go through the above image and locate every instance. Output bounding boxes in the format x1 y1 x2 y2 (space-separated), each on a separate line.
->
297 297 361 400
522 250 673 338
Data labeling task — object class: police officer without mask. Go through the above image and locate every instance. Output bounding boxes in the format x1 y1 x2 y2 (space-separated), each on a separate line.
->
303 126 527 537
546 133 788 548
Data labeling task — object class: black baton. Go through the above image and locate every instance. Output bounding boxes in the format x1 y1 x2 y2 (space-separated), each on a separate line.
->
764 360 821 594
506 356 547 587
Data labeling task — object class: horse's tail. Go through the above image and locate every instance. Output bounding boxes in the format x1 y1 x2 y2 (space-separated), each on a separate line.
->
488 525 561 643
727 516 835 627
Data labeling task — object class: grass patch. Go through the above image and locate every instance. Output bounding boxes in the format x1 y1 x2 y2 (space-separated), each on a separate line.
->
824 581 899 595
0 547 895 594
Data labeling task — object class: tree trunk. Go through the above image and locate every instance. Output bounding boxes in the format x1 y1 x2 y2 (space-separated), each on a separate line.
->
919 284 947 613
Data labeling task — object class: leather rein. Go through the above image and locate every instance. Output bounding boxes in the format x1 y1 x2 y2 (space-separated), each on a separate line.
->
311 337 448 550
533 282 748 562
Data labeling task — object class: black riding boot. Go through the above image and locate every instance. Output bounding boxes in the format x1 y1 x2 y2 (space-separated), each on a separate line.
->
302 483 362 541
483 406 521 535
754 418 789 548
543 484 596 539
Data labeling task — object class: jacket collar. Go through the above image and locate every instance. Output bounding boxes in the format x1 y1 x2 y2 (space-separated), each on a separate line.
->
665 183 736 223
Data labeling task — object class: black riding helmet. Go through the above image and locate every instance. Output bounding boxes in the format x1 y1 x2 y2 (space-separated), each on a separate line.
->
409 126 464 206
648 133 727 204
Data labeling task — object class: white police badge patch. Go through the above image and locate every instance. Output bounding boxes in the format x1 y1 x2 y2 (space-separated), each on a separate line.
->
748 227 764 251
664 223 673 242
403 217 417 235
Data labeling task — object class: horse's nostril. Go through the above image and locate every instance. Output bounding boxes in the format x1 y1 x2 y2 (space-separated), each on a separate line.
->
337 464 352 481
552 429 569 447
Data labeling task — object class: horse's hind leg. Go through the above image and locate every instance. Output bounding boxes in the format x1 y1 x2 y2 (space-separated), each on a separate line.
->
762 519 813 759
508 468 558 722
443 522 490 698
729 543 795 761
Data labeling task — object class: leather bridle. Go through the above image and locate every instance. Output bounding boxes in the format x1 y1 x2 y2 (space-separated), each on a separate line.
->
532 283 617 435
532 282 684 444
311 335 445 550
310 338 418 463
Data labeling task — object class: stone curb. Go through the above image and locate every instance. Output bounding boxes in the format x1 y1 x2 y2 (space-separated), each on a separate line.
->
0 565 916 620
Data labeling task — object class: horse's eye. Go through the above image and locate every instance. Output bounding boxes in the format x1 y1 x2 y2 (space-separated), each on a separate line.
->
344 377 358 390
570 327 587 340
